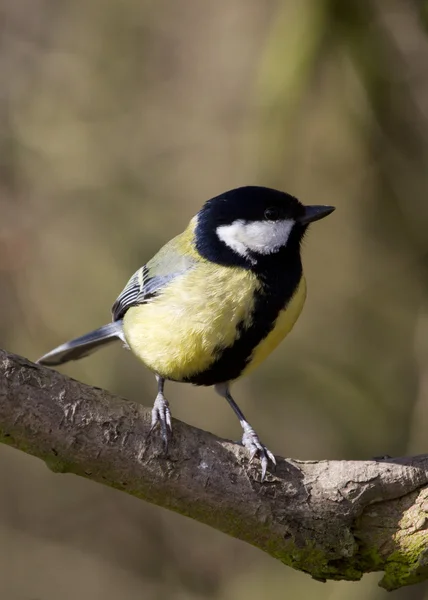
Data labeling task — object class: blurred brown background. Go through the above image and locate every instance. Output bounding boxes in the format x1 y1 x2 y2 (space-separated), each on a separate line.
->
2 0 428 598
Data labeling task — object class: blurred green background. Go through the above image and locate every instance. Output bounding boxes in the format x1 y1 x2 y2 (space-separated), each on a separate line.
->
2 0 428 598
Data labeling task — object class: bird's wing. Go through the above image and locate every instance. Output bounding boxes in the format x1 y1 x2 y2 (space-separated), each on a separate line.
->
111 234 197 321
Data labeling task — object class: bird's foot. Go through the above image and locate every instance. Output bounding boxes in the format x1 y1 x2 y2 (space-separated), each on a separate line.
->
241 422 276 481
149 393 172 450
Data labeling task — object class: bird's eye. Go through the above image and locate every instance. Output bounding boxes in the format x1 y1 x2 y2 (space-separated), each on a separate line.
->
264 207 279 220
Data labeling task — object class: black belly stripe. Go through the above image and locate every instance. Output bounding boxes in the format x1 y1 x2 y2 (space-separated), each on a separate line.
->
182 250 303 387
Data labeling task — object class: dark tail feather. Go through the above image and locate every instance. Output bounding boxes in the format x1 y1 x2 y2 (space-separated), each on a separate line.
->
37 321 124 367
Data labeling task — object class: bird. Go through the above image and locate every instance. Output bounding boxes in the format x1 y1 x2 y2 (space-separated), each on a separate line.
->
37 186 334 479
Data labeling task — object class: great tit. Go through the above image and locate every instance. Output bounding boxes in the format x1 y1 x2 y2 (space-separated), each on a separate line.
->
37 186 334 479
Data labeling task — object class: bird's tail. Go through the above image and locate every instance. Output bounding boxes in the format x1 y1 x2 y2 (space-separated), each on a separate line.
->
37 321 124 367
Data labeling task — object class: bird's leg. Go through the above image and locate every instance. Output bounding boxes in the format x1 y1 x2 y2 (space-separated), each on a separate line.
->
215 383 276 480
149 375 172 450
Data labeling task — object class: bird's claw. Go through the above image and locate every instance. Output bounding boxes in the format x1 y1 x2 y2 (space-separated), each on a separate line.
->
241 425 276 481
149 393 172 450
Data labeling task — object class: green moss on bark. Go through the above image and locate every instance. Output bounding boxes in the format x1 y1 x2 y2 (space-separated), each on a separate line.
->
381 533 428 590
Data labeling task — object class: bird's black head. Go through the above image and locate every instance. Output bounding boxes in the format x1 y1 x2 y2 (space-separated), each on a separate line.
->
195 186 334 272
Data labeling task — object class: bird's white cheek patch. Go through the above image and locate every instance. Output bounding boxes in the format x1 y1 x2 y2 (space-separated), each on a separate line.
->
216 219 295 257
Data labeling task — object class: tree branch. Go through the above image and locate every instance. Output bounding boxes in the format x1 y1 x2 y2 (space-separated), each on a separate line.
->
1 348 428 590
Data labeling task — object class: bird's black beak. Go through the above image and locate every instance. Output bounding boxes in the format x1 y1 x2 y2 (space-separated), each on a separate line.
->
298 205 335 225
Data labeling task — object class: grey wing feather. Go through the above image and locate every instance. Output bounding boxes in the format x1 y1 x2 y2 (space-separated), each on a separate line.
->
112 240 196 321
112 266 179 321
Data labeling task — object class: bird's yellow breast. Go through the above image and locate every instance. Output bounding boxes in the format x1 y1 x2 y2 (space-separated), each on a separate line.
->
123 263 260 381
123 259 307 383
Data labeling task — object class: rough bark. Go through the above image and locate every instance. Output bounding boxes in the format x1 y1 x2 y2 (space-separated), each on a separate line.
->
1 348 428 590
